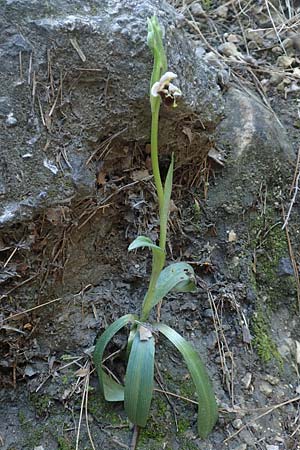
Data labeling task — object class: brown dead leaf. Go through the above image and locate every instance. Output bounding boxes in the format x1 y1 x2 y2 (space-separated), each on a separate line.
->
75 367 89 377
182 127 193 144
132 169 149 181
139 325 152 341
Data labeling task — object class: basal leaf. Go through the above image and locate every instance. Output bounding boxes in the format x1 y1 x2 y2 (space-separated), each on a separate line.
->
124 327 155 427
93 314 136 402
155 323 218 438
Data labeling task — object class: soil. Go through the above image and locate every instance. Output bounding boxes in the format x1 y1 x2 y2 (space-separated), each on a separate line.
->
1 1 300 450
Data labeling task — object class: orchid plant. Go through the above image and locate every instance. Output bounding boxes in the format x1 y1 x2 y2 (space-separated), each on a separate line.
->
93 16 218 439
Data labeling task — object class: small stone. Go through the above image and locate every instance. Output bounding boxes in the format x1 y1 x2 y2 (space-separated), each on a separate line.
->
195 46 206 58
264 374 280 385
24 365 38 378
242 372 252 389
270 72 285 86
272 46 283 55
218 42 240 57
266 445 279 450
233 445 247 450
0 97 11 118
239 429 255 446
227 34 241 44
190 3 205 18
295 385 300 394
5 113 17 127
283 37 293 50
34 447 45 450
259 381 273 396
276 55 294 68
278 257 294 276
203 308 214 318
206 331 218 350
232 418 243 429
228 230 237 242
215 5 228 18
245 29 264 45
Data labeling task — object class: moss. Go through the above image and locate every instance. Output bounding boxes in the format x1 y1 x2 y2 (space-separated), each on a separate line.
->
177 418 190 434
57 436 73 450
249 212 296 308
30 393 52 416
251 308 283 367
248 208 294 365
88 392 126 425
18 410 26 425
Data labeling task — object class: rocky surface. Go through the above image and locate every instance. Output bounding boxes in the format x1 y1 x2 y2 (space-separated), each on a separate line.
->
0 0 299 449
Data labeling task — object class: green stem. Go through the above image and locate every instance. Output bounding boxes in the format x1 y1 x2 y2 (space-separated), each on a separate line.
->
151 101 164 208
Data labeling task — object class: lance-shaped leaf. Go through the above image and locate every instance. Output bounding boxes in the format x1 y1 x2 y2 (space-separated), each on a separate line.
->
124 326 155 427
159 155 174 248
155 323 218 438
93 314 136 402
142 262 196 318
128 236 164 259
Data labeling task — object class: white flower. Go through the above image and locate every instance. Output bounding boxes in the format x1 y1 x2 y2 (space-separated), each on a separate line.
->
151 71 182 107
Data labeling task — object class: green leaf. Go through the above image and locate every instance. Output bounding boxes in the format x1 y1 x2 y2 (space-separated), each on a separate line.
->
128 236 164 258
124 326 155 427
93 314 136 402
154 262 196 308
159 155 174 250
155 323 218 438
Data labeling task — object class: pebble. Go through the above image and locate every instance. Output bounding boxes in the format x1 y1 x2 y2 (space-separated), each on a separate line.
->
232 418 243 429
233 445 247 450
5 113 17 127
278 257 294 276
264 374 280 386
215 5 228 18
259 381 273 396
218 42 240 57
207 331 218 350
269 72 285 86
203 308 214 318
239 429 255 446
242 372 252 389
190 3 206 18
276 55 294 68
272 46 283 55
195 46 206 58
266 446 279 450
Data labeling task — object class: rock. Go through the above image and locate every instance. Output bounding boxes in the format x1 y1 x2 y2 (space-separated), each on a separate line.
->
233 445 247 450
215 5 228 19
278 257 294 276
206 331 218 350
0 0 223 228
0 96 11 118
266 446 279 450
5 113 17 127
264 374 280 385
270 72 285 86
203 308 214 318
232 418 243 429
245 29 264 45
259 381 273 396
242 372 252 389
276 55 295 68
190 3 206 18
212 87 294 214
218 42 241 58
